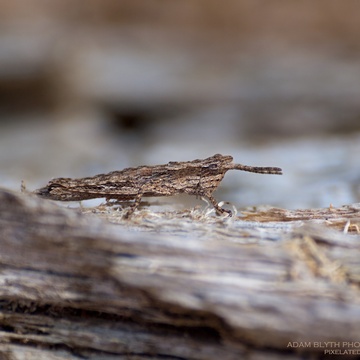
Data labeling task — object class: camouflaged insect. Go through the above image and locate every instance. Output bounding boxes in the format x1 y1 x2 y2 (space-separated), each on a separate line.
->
35 154 282 217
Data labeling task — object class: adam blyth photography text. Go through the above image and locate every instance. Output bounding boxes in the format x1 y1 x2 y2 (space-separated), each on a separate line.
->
287 341 360 355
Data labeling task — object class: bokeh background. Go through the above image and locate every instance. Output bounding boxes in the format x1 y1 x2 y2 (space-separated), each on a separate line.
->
1 0 360 210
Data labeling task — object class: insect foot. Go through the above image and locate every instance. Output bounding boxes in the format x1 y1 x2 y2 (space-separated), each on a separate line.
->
219 208 233 217
34 154 282 217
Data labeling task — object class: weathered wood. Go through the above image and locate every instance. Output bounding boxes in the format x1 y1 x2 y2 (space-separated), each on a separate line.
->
1 188 360 359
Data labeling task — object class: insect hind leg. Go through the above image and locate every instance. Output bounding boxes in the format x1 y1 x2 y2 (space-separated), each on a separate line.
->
123 192 143 218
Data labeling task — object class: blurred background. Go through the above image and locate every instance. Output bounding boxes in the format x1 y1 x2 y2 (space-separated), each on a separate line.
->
1 0 360 210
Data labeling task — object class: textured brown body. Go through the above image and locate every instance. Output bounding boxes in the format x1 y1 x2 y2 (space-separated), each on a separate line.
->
35 154 282 216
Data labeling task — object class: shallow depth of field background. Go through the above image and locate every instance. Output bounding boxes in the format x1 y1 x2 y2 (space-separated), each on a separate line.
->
1 0 360 210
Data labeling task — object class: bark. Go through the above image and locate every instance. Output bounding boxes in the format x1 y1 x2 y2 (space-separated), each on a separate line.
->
1 188 360 359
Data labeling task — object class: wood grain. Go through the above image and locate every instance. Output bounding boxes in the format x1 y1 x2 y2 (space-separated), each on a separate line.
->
1 188 360 359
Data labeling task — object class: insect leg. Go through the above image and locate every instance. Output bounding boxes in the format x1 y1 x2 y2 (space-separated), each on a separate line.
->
123 191 143 218
196 166 231 216
202 194 232 217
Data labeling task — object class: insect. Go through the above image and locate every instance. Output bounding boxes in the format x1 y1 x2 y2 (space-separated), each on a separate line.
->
35 154 282 217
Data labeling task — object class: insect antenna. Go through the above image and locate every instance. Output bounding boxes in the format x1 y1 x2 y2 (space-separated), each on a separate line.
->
231 164 282 175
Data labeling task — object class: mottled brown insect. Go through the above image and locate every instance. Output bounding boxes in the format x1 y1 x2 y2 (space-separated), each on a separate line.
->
35 154 282 217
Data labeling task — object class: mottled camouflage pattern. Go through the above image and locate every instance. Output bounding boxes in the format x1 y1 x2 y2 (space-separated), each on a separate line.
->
35 154 282 217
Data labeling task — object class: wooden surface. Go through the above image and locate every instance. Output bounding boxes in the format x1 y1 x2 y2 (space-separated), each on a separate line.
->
1 188 360 359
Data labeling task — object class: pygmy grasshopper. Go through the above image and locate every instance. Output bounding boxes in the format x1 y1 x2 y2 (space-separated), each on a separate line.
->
35 154 282 217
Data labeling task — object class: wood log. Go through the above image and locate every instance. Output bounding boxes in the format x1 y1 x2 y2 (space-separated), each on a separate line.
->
1 188 360 359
